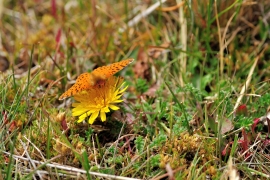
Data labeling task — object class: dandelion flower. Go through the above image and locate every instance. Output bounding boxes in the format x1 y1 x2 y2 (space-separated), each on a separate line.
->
72 76 128 124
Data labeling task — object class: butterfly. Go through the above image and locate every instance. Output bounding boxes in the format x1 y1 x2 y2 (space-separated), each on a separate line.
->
59 58 134 100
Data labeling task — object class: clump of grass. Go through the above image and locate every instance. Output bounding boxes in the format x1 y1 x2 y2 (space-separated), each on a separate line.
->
159 132 217 178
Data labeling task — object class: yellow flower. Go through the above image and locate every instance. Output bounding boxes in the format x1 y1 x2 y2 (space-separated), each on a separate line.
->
72 76 128 124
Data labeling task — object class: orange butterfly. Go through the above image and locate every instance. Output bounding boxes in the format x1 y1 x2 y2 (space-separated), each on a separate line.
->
59 58 134 100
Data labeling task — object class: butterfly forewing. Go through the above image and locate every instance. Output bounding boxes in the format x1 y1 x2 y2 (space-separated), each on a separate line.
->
59 73 92 100
92 58 134 79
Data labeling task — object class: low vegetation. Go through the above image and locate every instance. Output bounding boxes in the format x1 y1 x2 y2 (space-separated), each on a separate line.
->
0 0 270 179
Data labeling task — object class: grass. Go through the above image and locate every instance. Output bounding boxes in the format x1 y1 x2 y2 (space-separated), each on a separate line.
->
1 0 270 179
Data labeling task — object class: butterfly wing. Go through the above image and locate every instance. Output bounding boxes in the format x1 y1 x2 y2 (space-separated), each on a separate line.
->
59 58 134 100
91 58 134 80
59 73 92 100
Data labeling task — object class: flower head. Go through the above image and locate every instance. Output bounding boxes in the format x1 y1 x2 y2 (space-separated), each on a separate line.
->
72 76 128 124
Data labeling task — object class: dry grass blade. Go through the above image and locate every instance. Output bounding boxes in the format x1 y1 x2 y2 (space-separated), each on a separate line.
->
19 140 42 179
119 0 167 32
233 57 258 112
227 157 240 180
220 157 238 180
214 0 223 78
176 0 187 87
23 136 46 161
0 0 3 19
2 150 141 180
233 45 268 112
158 2 184 12
151 166 187 180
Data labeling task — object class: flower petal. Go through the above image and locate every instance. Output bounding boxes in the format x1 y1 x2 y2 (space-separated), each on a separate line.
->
102 106 110 113
100 111 106 122
112 95 124 101
118 85 128 94
77 113 88 123
109 104 120 110
88 111 99 124
72 108 89 116
112 99 123 103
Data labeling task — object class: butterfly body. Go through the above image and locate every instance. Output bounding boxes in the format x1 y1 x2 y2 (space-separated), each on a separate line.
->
59 58 133 100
